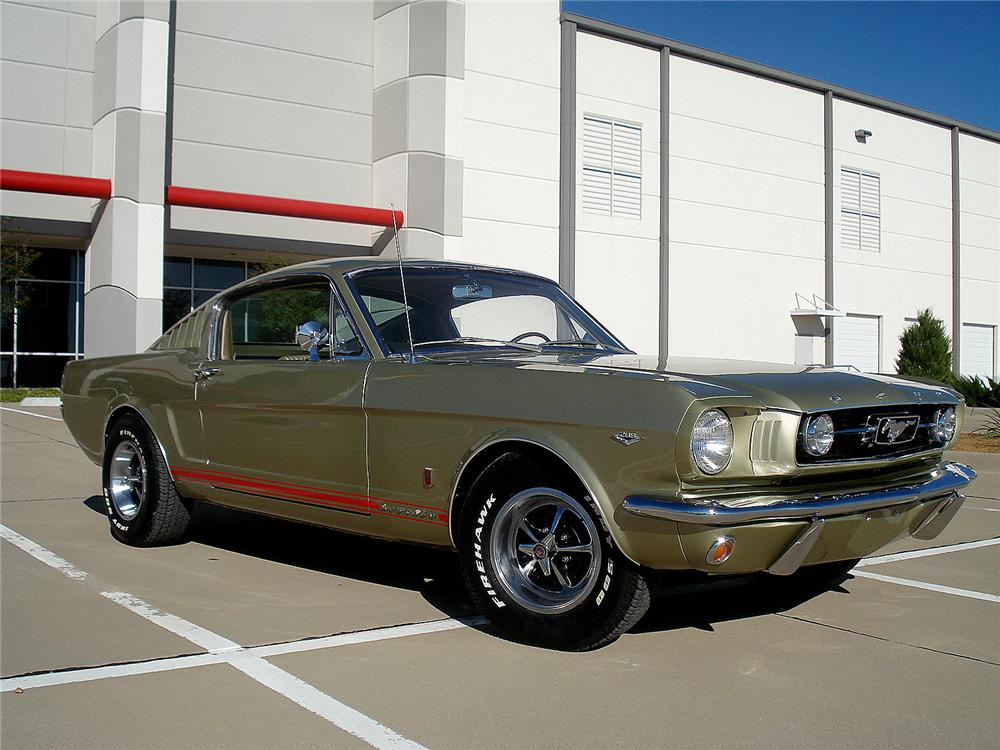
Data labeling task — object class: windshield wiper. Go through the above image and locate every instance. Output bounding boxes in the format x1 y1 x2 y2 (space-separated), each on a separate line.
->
541 339 602 348
412 337 541 352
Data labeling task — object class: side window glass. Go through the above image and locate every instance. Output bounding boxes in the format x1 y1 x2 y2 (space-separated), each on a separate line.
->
224 281 331 361
332 295 363 357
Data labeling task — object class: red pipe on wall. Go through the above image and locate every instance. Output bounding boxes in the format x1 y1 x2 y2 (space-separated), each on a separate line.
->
166 185 404 228
0 169 112 200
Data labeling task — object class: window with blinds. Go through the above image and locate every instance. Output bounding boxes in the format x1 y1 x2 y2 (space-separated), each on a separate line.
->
841 167 881 252
582 115 642 219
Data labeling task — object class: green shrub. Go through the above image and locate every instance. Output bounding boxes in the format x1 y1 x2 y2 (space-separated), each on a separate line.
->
951 375 1000 408
896 309 954 383
1 387 61 402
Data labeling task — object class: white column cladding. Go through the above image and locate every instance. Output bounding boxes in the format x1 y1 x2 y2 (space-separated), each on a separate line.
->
372 0 464 258
84 0 169 357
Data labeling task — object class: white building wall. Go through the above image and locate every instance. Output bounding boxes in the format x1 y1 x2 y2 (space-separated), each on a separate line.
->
169 0 374 247
0 0 96 223
958 132 1000 377
668 56 825 363
458 0 560 280
574 31 660 354
832 100 953 373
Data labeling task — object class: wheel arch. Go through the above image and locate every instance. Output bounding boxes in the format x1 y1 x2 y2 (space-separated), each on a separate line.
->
104 404 175 482
447 435 637 565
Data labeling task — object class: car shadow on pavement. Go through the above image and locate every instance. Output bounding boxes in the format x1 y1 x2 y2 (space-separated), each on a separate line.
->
83 495 477 620
83 495 849 643
635 572 850 635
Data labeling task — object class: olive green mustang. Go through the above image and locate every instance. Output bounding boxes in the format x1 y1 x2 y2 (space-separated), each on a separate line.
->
61 258 975 650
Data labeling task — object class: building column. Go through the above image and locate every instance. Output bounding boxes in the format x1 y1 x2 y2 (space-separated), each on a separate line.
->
84 1 169 357
372 0 465 259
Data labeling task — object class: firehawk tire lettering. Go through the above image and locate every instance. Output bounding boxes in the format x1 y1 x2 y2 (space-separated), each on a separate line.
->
458 453 649 650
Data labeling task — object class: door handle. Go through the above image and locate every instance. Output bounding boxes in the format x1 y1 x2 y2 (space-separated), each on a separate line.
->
193 367 221 382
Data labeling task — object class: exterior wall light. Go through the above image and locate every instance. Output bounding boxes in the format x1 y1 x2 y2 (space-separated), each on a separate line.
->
855 129 873 143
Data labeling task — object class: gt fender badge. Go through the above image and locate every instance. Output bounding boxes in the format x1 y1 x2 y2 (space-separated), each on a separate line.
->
612 432 643 446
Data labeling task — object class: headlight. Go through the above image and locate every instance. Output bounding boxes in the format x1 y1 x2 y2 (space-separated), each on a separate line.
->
801 413 835 456
691 409 733 475
931 407 957 443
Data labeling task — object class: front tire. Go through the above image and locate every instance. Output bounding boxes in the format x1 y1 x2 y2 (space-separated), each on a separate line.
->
102 415 191 546
458 453 649 650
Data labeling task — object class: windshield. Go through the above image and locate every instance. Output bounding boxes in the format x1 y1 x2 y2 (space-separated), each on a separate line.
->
348 267 628 356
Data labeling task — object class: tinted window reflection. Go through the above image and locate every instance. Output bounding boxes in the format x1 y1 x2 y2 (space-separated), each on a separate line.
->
194 259 245 290
16 282 75 353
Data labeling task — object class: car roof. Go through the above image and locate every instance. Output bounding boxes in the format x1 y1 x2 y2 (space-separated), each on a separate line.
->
247 256 554 285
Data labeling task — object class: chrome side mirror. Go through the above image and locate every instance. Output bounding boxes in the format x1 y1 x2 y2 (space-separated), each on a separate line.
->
295 321 330 362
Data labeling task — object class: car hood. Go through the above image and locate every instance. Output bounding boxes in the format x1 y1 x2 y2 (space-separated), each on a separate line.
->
424 351 959 413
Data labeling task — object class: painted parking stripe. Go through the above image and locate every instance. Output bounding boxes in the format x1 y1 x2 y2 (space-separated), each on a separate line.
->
852 570 999 603
0 406 63 421
0 524 428 750
2 617 484 693
0 524 88 580
857 537 1000 567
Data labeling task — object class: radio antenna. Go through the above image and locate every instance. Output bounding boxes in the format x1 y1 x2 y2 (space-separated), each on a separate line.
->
390 204 417 364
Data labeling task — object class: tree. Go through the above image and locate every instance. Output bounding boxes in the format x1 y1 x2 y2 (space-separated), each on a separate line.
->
1 218 40 316
895 308 953 384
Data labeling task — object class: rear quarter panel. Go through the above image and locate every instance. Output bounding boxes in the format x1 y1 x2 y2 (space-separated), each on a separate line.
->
61 351 200 468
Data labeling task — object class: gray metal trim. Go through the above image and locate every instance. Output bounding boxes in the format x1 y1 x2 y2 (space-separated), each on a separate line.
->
561 12 999 143
163 0 177 231
951 127 961 376
623 462 975 526
766 518 825 576
824 91 835 366
558 19 577 295
658 46 670 362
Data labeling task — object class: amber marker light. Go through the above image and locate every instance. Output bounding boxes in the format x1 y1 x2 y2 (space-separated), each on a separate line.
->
706 535 736 565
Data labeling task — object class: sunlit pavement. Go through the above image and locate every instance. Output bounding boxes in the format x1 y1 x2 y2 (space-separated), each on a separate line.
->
2 405 998 749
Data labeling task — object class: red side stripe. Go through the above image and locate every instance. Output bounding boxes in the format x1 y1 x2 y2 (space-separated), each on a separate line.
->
171 467 448 526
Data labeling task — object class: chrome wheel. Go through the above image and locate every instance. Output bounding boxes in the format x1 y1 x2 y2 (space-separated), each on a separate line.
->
109 440 145 521
490 488 601 615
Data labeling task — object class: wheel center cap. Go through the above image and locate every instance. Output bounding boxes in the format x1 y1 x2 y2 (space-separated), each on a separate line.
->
532 544 548 560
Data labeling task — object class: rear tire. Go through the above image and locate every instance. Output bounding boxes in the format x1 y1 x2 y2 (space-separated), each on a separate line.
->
458 453 649 650
102 414 191 546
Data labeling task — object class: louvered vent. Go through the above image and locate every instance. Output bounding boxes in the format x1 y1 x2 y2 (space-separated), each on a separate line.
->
582 115 642 219
841 167 880 252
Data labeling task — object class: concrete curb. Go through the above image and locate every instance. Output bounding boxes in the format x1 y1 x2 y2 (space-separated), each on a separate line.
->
19 397 61 407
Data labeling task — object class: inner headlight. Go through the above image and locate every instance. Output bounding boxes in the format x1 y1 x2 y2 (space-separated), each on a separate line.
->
801 413 835 456
691 409 734 475
931 407 957 443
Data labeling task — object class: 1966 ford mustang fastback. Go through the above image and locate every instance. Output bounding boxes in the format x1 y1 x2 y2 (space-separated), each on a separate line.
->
62 258 976 650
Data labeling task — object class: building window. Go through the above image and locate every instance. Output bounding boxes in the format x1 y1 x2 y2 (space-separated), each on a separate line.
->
581 115 642 219
163 257 250 331
1 248 85 388
841 167 880 252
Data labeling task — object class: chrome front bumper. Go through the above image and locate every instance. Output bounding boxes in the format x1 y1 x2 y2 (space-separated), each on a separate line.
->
623 462 976 527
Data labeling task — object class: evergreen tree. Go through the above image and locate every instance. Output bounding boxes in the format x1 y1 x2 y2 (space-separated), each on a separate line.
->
895 308 953 383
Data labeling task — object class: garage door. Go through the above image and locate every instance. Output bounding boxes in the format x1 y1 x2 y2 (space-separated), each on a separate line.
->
961 323 996 379
834 314 880 373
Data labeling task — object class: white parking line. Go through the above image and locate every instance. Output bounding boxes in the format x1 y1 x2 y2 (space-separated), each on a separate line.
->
852 571 999 603
0 406 62 421
0 524 429 750
1 617 483 693
857 537 1000 567
0 524 88 580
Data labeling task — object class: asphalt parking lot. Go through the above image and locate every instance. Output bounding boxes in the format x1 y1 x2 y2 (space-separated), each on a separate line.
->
2 404 998 749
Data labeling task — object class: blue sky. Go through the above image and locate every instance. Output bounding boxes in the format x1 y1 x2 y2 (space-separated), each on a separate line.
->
562 1 1000 131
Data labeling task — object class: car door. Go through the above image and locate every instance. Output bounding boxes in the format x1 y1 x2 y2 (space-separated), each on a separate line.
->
185 273 372 531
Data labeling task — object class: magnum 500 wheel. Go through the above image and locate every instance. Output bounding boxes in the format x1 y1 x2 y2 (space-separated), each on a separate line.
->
102 414 191 546
459 453 649 650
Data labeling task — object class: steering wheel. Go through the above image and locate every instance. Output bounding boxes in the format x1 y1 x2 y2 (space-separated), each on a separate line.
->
511 331 551 344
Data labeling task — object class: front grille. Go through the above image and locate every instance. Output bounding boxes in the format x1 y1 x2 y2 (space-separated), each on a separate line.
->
796 404 950 464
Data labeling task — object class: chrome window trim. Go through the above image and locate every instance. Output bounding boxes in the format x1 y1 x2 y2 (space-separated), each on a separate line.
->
204 271 371 363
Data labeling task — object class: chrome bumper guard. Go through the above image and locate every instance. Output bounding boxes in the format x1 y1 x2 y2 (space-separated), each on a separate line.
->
622 462 976 527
